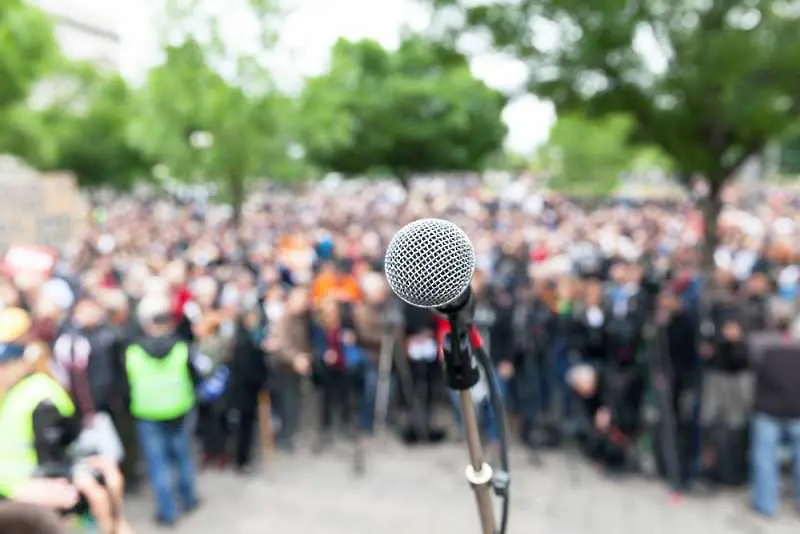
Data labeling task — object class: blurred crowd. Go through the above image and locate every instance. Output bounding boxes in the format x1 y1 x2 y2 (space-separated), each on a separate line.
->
1 174 800 528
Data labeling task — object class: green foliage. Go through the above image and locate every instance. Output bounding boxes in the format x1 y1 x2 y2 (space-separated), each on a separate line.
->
778 131 800 175
429 0 800 191
130 40 296 202
0 0 59 111
542 113 672 196
299 36 507 183
0 43 149 190
0 0 60 165
132 0 300 216
41 72 152 189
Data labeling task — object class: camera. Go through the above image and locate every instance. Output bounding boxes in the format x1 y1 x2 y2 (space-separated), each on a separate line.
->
35 462 106 516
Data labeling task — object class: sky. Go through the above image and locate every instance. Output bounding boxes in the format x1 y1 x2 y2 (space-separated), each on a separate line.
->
113 0 556 154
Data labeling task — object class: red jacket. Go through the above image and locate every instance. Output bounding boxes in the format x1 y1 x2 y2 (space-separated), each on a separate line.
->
172 286 192 322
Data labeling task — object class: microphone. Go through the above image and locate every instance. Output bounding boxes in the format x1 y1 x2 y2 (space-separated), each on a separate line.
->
384 218 509 534
384 218 476 321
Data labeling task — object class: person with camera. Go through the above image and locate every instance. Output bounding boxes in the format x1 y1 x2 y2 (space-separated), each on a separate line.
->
0 307 130 533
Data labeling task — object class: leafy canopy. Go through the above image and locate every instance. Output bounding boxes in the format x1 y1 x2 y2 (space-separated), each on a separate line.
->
0 0 58 111
299 36 508 182
430 0 800 188
130 0 300 213
40 71 152 189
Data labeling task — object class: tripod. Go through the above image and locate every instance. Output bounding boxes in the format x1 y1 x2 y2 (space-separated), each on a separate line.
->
440 315 510 534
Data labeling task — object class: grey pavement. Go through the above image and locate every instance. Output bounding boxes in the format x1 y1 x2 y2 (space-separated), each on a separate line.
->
127 439 797 534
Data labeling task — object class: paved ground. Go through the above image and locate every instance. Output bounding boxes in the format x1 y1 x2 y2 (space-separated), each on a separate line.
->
125 437 798 534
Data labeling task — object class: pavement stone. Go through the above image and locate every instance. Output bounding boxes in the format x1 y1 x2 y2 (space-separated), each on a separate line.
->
126 439 797 534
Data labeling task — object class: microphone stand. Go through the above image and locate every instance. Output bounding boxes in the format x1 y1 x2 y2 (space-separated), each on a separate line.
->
439 290 510 534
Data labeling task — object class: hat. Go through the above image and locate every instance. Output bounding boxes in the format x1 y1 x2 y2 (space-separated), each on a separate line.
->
41 278 75 310
0 307 32 363
0 307 32 344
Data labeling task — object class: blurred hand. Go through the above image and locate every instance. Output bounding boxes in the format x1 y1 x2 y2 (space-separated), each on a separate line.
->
497 361 515 379
699 342 714 360
12 478 79 509
263 337 279 352
594 407 611 432
72 469 116 534
323 350 338 365
293 355 311 375
78 456 125 514
722 321 742 342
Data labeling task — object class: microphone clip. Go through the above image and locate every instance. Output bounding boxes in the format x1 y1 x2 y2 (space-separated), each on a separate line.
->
440 318 480 391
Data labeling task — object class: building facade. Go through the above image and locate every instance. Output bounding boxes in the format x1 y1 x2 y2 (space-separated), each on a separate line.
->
30 0 121 71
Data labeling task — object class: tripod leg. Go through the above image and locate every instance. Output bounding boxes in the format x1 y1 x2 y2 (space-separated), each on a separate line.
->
373 329 396 437
655 329 682 494
352 371 366 476
393 342 429 442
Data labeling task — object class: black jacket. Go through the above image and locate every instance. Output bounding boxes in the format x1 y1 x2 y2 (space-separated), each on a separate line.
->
750 332 800 419
227 324 269 412
54 325 118 414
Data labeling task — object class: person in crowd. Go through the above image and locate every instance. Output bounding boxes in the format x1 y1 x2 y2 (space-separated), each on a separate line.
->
0 307 80 501
226 305 269 472
311 260 361 306
546 276 580 432
121 293 201 527
0 307 131 533
53 295 117 422
748 300 800 517
165 260 194 343
513 278 556 447
270 286 312 451
98 289 141 492
600 261 648 460
653 286 699 490
352 271 389 433
698 285 751 487
402 301 439 441
194 312 232 469
311 297 362 452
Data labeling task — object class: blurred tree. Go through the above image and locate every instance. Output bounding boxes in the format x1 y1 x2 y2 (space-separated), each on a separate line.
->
429 0 800 265
542 113 672 196
0 0 58 111
299 36 507 187
0 55 150 189
486 150 530 172
778 132 800 175
42 72 153 189
0 0 59 161
131 0 299 222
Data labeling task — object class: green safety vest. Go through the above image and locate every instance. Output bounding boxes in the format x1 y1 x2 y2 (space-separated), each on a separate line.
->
125 342 195 421
0 373 75 498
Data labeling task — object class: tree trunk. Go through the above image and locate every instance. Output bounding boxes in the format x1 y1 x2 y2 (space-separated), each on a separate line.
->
700 180 723 275
396 173 411 191
229 174 245 229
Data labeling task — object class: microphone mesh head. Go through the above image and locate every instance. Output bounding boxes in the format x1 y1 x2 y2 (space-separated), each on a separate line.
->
384 218 475 308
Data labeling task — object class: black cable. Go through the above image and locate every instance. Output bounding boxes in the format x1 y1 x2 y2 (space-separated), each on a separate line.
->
474 344 510 534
